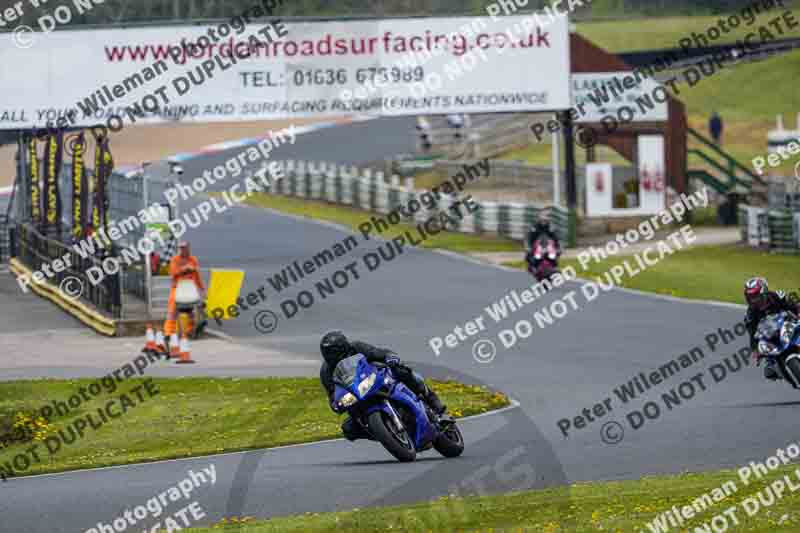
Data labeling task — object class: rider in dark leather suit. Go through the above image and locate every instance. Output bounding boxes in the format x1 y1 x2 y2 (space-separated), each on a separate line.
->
744 277 800 380
319 331 446 440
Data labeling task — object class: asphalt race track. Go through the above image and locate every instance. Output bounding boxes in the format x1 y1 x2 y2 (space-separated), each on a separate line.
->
2 117 799 533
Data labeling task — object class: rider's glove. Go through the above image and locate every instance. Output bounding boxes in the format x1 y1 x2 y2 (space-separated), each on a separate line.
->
330 399 344 413
384 353 401 367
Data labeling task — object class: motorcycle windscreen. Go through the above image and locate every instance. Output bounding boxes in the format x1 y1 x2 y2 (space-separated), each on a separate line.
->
333 354 366 387
782 318 800 346
757 314 784 341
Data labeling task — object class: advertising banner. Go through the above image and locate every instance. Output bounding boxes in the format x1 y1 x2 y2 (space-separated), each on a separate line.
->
0 15 570 129
43 132 63 231
70 132 88 239
91 132 106 237
28 138 41 224
100 136 114 233
572 72 668 123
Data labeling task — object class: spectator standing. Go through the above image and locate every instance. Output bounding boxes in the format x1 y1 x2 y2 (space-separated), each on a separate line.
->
164 241 206 350
416 116 432 151
709 111 723 145
447 113 464 140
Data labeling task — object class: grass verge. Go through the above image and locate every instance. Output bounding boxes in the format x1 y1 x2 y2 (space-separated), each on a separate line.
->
499 142 631 167
0 377 509 479
240 192 521 253
193 460 800 532
506 244 800 305
497 49 800 183
576 3 800 53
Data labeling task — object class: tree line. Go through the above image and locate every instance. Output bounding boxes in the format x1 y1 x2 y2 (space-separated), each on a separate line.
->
6 0 795 28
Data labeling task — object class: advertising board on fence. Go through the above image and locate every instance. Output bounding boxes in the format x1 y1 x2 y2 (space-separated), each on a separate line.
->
0 15 570 129
572 71 668 124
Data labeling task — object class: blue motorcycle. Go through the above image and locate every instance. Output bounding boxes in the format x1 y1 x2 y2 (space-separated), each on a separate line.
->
332 354 464 462
756 311 800 388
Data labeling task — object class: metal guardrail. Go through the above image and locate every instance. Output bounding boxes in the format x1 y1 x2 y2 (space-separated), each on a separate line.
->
268 160 570 244
0 215 8 264
13 223 123 317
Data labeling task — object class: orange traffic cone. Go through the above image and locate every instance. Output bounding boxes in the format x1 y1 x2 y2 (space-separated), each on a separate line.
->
155 329 166 355
175 335 195 364
142 324 157 354
168 333 180 359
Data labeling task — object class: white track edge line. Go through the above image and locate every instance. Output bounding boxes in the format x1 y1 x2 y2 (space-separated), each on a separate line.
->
4 398 521 483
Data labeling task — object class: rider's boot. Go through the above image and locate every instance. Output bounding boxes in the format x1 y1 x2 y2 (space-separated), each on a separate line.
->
425 387 447 415
764 360 781 381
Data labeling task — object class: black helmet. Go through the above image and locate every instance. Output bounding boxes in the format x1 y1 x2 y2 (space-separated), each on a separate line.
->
534 212 550 229
320 331 349 366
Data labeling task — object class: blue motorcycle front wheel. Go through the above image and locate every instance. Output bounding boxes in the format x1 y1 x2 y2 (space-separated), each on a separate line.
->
434 422 465 458
367 411 416 462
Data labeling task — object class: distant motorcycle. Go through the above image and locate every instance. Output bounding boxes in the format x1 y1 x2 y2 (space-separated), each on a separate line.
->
333 354 464 462
755 311 800 388
526 238 560 284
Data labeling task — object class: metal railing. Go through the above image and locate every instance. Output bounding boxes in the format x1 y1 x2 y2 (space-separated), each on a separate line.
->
0 215 8 263
687 127 766 196
13 223 122 317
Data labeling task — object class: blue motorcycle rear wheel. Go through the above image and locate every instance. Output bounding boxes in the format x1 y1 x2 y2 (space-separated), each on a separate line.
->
785 355 800 386
367 411 416 462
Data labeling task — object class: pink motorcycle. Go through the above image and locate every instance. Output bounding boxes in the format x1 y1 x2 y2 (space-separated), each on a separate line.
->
526 238 560 284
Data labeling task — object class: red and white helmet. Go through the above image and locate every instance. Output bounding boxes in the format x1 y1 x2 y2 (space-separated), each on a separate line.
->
744 277 769 310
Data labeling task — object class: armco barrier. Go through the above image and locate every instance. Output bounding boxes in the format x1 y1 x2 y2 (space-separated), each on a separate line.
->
769 179 800 211
264 160 569 244
769 210 800 254
738 204 800 253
